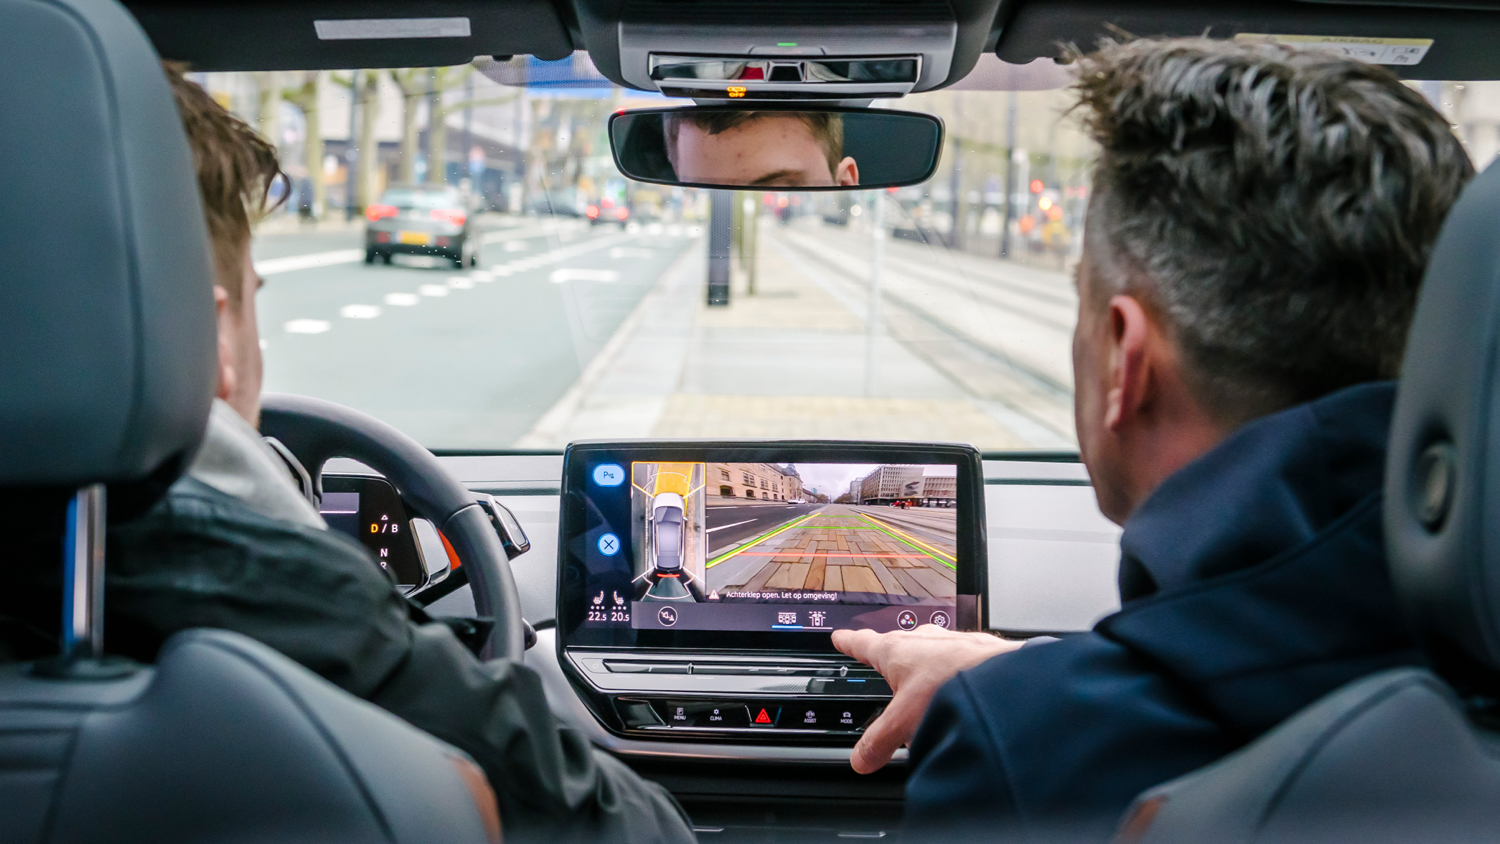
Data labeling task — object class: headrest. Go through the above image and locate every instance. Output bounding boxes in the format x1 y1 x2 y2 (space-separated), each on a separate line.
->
0 0 215 487
1385 161 1500 687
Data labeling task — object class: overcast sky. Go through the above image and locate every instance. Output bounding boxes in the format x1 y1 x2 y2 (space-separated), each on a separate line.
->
789 464 877 498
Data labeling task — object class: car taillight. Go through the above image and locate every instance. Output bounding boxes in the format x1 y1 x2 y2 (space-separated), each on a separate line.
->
601 198 614 209
365 204 398 222
615 207 629 220
430 208 466 226
586 205 600 219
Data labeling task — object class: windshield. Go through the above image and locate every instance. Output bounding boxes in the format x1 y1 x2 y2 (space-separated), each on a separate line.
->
204 61 1492 452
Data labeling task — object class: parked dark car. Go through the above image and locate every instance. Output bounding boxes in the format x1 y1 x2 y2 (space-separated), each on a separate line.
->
364 184 476 269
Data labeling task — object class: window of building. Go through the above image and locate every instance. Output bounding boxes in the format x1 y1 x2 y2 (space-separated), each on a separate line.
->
720 485 733 497
721 469 730 480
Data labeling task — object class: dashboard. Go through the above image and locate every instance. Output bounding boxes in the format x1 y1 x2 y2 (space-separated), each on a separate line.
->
323 447 1122 839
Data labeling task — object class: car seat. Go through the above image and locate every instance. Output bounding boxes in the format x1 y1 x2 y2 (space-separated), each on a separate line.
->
0 0 499 841
1114 161 1500 844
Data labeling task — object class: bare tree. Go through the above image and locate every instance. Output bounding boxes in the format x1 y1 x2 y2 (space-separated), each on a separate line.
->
389 68 427 184
353 69 383 211
281 71 324 218
251 71 281 147
425 66 519 186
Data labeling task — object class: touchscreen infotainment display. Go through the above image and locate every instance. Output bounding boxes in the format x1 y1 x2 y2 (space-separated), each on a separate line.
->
558 442 984 649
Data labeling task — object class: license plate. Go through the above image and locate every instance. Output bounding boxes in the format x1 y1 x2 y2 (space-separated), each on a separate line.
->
398 231 431 245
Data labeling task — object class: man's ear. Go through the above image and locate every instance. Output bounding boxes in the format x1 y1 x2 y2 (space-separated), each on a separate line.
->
836 157 859 187
213 285 236 402
1103 294 1152 432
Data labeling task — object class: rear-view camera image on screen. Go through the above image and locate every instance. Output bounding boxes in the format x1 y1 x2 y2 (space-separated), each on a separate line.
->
590 461 959 634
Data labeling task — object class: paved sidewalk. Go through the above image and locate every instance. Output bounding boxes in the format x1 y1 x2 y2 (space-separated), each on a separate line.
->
513 218 1075 449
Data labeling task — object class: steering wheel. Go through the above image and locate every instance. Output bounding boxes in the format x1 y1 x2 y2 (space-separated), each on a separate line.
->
258 393 526 662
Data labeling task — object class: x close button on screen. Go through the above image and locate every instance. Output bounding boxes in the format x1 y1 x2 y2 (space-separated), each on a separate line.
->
598 533 621 556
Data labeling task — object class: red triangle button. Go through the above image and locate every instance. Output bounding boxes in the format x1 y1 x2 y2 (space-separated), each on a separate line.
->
754 708 773 724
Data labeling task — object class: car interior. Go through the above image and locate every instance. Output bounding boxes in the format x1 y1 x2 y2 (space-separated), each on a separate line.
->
4 0 1500 842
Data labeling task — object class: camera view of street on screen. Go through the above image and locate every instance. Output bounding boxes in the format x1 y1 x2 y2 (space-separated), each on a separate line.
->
705 463 956 604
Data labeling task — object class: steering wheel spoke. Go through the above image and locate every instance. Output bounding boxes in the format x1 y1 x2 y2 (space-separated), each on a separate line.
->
259 393 526 661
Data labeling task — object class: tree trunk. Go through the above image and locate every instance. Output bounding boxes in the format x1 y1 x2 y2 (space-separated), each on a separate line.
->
354 70 382 211
391 69 424 184
283 73 324 219
254 71 281 149
430 105 448 187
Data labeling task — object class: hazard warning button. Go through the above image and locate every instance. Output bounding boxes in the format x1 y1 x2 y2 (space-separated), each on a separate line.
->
749 705 781 727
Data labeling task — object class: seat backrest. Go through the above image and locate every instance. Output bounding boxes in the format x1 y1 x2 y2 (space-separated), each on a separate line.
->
0 1 497 840
1116 162 1500 844
1 629 498 844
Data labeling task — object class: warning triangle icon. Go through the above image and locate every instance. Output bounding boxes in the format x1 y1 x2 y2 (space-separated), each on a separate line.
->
709 590 720 600
754 708 773 725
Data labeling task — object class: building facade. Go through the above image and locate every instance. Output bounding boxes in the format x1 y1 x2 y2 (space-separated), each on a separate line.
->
709 463 801 501
854 465 957 507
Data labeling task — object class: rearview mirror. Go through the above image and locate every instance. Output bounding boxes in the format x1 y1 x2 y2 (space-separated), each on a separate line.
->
608 107 943 191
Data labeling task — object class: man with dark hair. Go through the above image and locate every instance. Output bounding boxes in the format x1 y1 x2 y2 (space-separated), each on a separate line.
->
833 37 1475 840
664 109 858 186
0 65 695 844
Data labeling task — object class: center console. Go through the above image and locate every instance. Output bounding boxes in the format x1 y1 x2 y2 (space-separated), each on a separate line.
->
555 440 986 745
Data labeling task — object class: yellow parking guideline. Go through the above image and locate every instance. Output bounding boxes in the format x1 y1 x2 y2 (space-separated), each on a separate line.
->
707 512 818 569
858 513 958 564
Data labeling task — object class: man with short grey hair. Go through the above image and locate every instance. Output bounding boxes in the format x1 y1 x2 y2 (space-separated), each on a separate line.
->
834 37 1475 840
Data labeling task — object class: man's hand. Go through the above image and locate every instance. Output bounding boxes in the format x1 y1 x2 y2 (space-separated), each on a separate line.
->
832 626 1021 774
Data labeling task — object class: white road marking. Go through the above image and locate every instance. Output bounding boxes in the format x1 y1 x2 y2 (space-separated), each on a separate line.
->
448 277 474 289
254 249 364 276
706 519 757 533
469 271 494 282
339 304 381 319
609 247 654 259
418 284 449 297
284 319 332 334
384 292 420 306
549 269 619 284
503 241 528 252
646 223 664 235
667 225 683 237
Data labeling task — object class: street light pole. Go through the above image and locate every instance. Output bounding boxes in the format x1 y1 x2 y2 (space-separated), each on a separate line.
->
1000 89 1017 259
345 70 360 221
865 192 885 398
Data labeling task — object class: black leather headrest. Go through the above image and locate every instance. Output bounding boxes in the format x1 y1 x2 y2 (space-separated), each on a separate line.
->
1385 161 1500 687
0 0 215 487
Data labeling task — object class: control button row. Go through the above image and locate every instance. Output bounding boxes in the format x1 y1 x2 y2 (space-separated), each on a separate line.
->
646 700 880 731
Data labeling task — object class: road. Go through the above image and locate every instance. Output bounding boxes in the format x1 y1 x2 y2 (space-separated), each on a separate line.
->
705 501 826 557
705 503 958 600
252 215 699 448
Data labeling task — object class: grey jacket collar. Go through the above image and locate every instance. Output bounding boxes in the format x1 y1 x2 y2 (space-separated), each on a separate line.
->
183 399 326 531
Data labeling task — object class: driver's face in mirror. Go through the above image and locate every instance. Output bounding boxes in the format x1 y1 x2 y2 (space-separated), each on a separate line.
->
665 111 859 188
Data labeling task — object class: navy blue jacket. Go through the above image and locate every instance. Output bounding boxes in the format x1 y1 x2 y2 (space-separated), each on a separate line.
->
903 382 1422 842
